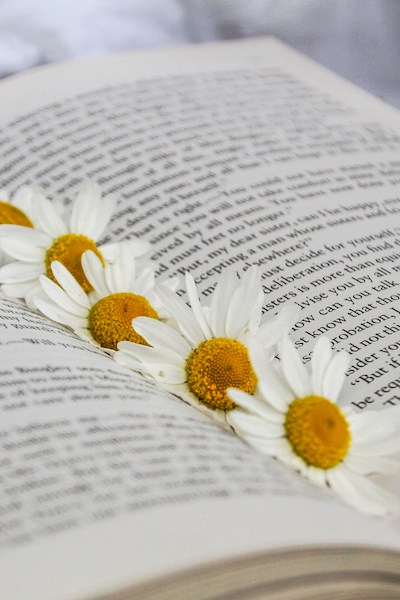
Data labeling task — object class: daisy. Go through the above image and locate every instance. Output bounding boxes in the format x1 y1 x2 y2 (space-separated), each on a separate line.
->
115 266 297 422
227 336 400 516
0 182 147 304
33 243 166 351
0 185 35 266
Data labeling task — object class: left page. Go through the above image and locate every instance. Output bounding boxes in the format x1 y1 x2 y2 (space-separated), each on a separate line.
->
1 297 400 600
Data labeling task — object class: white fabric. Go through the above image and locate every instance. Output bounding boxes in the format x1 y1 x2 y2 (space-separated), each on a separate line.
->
0 0 399 107
0 0 186 74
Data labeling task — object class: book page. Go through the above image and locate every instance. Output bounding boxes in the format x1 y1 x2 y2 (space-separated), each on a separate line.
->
1 39 400 411
1 38 400 599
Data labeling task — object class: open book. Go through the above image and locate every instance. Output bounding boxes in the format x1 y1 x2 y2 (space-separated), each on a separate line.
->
1 37 400 599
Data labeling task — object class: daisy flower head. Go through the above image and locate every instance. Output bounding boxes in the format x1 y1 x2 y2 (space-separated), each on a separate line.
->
0 182 121 303
33 243 163 351
0 185 35 266
227 336 400 516
115 266 296 422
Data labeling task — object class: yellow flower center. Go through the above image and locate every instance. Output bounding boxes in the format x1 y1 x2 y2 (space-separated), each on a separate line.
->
0 200 33 227
88 292 159 350
185 338 257 411
45 233 103 292
284 395 351 469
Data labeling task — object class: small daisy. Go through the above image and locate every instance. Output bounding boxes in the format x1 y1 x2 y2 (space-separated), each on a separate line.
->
0 182 147 303
0 186 35 266
227 336 400 516
115 266 297 422
33 244 165 351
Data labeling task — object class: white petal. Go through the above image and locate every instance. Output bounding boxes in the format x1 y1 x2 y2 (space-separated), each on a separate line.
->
34 296 87 329
156 285 205 346
132 317 191 357
159 275 179 293
105 241 143 293
117 342 167 363
247 288 264 333
115 350 185 383
0 188 9 201
347 410 382 431
0 225 50 247
327 466 399 516
258 380 293 413
225 266 261 339
39 275 89 317
133 268 154 296
351 437 400 457
32 189 67 237
171 387 228 426
353 424 397 444
81 251 109 298
185 272 212 338
0 238 44 263
114 352 149 373
75 327 99 346
0 261 42 283
51 261 91 308
349 407 400 437
227 388 284 423
305 466 328 488
310 336 332 395
279 336 311 397
322 351 350 402
116 243 137 288
25 283 44 308
345 454 399 476
90 195 117 240
209 268 238 337
240 432 291 457
147 364 187 384
257 304 299 348
349 416 397 444
227 409 283 438
1 280 36 298
279 451 310 474
97 242 118 262
71 183 116 241
12 185 33 214
249 341 294 411
70 182 101 236
104 260 125 294
248 339 270 375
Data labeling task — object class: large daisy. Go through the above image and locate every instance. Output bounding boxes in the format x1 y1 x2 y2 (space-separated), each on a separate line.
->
0 186 35 266
33 244 166 351
0 182 146 304
115 266 297 422
227 336 400 516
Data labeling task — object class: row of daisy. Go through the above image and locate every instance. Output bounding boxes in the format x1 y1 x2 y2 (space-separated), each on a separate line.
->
0 182 399 517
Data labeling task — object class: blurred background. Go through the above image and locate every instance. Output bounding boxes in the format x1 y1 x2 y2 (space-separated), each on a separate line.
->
0 0 399 107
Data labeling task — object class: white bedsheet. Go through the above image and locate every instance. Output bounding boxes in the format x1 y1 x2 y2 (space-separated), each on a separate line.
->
0 0 186 74
0 0 399 107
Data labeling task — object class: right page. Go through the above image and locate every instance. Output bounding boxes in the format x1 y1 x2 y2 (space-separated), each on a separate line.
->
216 150 400 411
